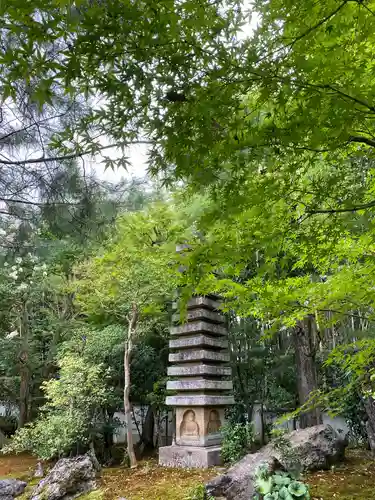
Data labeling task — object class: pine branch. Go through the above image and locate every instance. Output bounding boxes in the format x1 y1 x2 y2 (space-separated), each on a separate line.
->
0 141 153 166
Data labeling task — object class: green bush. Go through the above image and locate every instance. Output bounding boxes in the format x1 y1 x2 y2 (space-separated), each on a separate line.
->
5 412 88 460
4 355 114 460
187 483 214 500
253 463 310 500
221 422 254 464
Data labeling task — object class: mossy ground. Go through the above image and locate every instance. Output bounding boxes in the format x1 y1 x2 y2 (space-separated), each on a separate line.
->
1 449 375 499
307 449 375 499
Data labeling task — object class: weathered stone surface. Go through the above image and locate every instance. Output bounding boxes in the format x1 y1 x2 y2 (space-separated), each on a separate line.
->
186 296 221 311
175 407 225 447
167 380 233 391
205 425 347 499
170 321 227 337
172 308 225 324
34 462 44 478
159 445 222 468
0 479 27 500
169 349 229 363
163 291 233 468
30 455 97 500
166 395 235 406
169 335 228 350
168 364 232 377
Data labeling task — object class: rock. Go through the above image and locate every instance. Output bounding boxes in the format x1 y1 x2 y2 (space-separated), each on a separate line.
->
206 455 281 500
0 479 27 500
30 455 97 500
34 462 44 479
275 424 348 471
206 424 347 499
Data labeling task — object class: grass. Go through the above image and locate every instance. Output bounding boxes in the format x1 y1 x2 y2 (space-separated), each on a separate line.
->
1 449 375 499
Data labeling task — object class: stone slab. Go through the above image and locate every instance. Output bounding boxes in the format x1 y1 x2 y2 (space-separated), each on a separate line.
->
159 445 222 468
169 335 228 350
188 296 221 311
167 379 233 391
175 407 225 447
166 395 235 406
172 308 225 325
171 321 227 337
169 349 229 363
173 296 221 311
168 364 232 377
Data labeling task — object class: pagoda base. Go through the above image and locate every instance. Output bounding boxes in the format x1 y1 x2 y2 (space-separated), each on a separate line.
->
158 445 222 468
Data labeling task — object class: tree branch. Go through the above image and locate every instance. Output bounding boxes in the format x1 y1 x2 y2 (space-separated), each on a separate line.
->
307 200 375 214
0 141 153 166
258 1 349 63
287 0 349 49
349 135 375 148
0 109 74 143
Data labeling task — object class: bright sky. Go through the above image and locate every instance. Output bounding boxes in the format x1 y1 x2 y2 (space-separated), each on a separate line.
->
95 142 149 182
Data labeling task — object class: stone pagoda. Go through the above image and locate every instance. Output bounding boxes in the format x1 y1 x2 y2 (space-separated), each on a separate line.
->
159 295 234 468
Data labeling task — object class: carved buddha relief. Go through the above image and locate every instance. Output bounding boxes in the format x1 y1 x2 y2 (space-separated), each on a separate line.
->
207 409 222 434
180 410 199 438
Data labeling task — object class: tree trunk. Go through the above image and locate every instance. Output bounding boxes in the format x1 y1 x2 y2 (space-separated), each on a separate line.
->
141 406 155 451
124 303 138 468
364 397 375 452
18 361 29 428
293 317 322 429
18 303 30 429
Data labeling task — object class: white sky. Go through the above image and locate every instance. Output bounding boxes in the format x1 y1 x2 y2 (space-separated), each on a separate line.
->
95 142 149 182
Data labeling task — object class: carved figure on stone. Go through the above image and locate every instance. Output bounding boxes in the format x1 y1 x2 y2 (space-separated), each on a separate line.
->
180 410 199 438
207 410 221 434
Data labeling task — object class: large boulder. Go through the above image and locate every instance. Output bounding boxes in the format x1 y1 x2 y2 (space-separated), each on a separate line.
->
0 479 27 500
206 424 347 499
30 455 97 500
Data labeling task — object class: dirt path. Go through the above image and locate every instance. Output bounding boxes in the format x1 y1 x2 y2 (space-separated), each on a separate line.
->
0 454 38 479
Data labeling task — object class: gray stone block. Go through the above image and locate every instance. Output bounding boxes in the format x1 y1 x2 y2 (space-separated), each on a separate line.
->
166 395 235 406
173 296 222 311
188 296 221 311
169 335 228 350
176 433 222 447
172 308 225 325
158 445 222 468
169 349 230 363
167 379 233 391
170 321 227 336
168 364 232 377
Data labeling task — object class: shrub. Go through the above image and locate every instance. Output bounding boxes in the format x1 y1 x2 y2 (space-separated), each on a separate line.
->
221 422 254 464
187 483 214 500
4 355 114 460
253 463 310 500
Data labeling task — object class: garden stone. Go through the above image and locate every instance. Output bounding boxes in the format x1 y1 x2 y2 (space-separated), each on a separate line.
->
0 479 27 500
30 455 97 500
34 462 44 478
205 424 347 499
